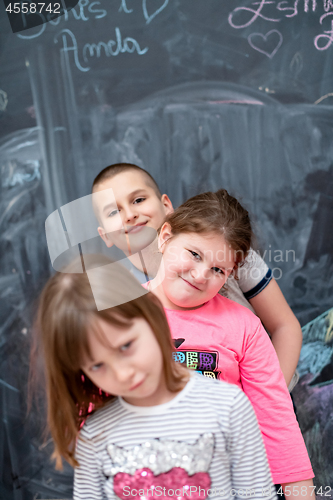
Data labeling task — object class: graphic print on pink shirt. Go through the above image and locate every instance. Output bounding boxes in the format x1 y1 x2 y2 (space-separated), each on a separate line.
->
172 341 221 379
107 435 213 500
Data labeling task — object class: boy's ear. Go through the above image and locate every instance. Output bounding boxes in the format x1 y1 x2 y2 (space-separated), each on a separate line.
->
161 194 174 216
98 227 114 248
158 222 172 253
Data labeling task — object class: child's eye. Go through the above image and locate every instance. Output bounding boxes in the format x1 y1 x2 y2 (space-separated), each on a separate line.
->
212 267 225 275
189 250 200 260
108 209 120 217
120 341 132 352
134 197 146 204
91 363 104 372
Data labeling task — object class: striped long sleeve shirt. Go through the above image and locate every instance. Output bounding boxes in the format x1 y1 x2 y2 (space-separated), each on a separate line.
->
74 374 277 500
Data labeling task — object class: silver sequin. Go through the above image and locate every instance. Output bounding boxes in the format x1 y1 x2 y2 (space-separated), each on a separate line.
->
106 433 214 477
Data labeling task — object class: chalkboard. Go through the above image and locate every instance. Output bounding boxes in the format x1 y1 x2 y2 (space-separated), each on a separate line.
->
1 1 333 499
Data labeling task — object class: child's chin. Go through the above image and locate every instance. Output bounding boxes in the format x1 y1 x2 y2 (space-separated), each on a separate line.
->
172 297 202 309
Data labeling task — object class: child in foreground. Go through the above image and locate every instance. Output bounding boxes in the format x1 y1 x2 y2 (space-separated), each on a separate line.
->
147 189 314 499
92 163 302 391
33 259 277 500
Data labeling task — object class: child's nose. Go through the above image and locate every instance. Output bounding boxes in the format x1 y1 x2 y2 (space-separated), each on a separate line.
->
123 206 139 223
190 266 207 283
115 364 134 384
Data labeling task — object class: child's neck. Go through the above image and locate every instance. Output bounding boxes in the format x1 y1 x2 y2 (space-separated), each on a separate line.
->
122 371 189 407
127 237 162 279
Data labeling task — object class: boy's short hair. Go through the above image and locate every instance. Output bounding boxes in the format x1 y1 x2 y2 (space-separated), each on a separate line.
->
92 163 162 198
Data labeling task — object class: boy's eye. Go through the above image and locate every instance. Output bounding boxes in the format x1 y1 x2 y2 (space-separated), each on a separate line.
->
134 197 146 204
108 209 120 217
212 267 225 275
120 341 132 352
189 250 200 260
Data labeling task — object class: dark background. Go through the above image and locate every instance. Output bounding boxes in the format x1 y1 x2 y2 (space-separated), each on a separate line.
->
1 1 333 498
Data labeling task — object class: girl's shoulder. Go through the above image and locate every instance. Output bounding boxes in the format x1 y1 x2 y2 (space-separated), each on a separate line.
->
165 295 262 339
190 374 251 415
80 398 121 439
208 293 261 322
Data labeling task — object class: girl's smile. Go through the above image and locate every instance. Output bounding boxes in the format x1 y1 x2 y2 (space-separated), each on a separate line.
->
151 224 237 311
180 276 202 290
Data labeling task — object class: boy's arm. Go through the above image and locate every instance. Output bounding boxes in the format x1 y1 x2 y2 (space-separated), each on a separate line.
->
237 249 302 388
249 278 302 387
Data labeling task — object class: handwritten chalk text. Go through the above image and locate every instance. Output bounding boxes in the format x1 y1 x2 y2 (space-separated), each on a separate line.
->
228 0 333 54
54 28 148 72
314 12 333 50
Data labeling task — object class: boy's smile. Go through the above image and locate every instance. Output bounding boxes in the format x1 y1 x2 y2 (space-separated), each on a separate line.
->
124 221 148 234
93 170 173 254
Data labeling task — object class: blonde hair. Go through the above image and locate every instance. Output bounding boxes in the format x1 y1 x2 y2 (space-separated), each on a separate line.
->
31 257 186 469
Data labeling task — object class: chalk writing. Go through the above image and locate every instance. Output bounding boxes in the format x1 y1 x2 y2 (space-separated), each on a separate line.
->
54 29 89 71
228 0 281 29
17 0 106 39
17 0 170 40
83 27 148 60
119 0 133 13
314 12 333 50
248 30 283 58
324 0 333 11
228 0 333 53
276 0 299 17
87 1 107 19
54 28 148 72
16 0 170 67
17 12 46 38
304 0 317 11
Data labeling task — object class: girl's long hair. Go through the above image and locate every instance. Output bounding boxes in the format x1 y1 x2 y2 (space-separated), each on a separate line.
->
165 189 253 270
30 257 186 469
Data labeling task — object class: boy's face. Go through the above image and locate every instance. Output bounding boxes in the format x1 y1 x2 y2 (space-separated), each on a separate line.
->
94 170 173 253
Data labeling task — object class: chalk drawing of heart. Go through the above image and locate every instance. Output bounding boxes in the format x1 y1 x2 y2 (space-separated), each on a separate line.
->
143 0 170 25
248 30 283 58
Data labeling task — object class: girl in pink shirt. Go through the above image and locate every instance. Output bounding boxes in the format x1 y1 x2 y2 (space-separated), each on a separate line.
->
148 189 314 499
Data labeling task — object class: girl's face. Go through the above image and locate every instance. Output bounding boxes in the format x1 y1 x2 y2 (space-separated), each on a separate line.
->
157 225 236 310
81 317 170 407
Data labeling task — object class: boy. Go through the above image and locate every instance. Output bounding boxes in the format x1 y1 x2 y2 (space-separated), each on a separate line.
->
92 163 302 390
92 163 173 282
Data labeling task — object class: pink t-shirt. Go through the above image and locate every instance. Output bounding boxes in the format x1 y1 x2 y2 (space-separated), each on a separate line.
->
164 294 313 485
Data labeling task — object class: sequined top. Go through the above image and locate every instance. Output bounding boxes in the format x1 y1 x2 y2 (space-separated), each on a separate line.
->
74 374 277 500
